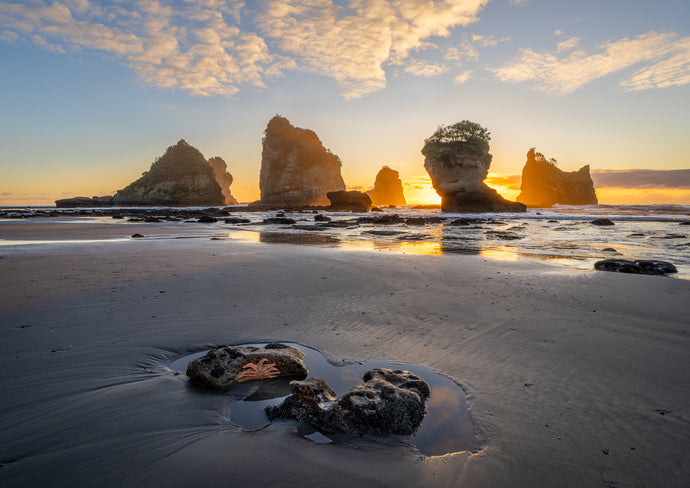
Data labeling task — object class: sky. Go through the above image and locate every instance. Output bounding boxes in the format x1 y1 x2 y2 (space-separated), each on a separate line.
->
0 0 689 206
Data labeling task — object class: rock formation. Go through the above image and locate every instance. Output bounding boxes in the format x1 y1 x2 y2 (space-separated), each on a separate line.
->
55 195 114 207
594 259 677 275
327 190 372 212
186 343 308 389
366 166 406 206
207 156 239 205
113 140 225 206
266 368 430 436
422 121 526 213
517 148 598 208
256 116 346 206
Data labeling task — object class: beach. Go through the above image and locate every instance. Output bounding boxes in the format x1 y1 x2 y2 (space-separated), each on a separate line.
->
1 222 689 487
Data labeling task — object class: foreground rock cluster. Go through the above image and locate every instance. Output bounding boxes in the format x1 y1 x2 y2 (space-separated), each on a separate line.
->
266 368 430 437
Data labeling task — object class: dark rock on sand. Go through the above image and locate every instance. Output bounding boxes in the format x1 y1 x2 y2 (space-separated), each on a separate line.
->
259 217 297 225
314 214 331 222
327 190 372 212
197 216 217 223
266 368 429 437
255 116 346 206
422 123 525 213
366 166 407 206
356 214 404 225
224 217 251 224
517 148 597 208
594 259 677 275
591 218 615 226
186 343 308 389
113 140 225 206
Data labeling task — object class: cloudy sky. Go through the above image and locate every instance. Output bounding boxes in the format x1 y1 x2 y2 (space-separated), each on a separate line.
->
1 0 689 205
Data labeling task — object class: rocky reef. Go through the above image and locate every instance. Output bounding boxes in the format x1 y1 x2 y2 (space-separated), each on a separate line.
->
327 190 372 212
55 195 114 208
422 121 526 213
517 148 598 208
266 368 430 436
186 343 308 389
366 166 406 206
255 116 346 206
113 140 225 206
207 156 239 205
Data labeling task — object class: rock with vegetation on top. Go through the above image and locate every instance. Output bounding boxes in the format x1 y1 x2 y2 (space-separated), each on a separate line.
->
266 368 430 436
366 166 407 206
113 140 225 206
327 190 372 212
255 116 346 206
422 121 526 213
517 148 598 208
186 343 308 389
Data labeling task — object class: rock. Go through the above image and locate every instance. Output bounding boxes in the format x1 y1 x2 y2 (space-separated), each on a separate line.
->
55 195 114 208
370 206 383 212
314 214 331 222
591 218 615 226
186 343 308 389
422 122 526 213
366 166 406 206
594 259 677 275
517 148 598 208
131 233 144 238
259 217 297 225
113 140 225 206
327 190 372 212
197 215 217 223
224 217 251 224
207 156 239 205
255 116 346 206
266 368 429 437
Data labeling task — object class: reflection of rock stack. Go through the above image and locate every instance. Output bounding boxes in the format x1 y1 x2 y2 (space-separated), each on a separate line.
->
517 148 598 208
255 116 346 206
366 166 406 206
422 122 525 213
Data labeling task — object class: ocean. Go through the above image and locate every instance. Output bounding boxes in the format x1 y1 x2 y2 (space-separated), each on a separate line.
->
1 204 689 279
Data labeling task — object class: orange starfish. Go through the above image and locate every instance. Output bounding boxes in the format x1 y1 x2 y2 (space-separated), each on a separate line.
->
236 358 280 382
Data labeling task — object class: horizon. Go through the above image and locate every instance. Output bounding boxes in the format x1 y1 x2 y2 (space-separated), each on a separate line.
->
1 0 689 206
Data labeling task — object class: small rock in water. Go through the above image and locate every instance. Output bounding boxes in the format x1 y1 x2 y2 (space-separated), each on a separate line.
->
602 248 617 253
594 258 677 275
131 233 145 238
591 218 615 226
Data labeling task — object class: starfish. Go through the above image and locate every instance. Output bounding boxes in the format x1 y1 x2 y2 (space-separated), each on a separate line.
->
236 358 280 382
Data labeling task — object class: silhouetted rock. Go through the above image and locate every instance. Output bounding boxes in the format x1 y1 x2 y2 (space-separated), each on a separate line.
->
327 190 372 212
366 166 406 206
113 140 224 206
55 195 114 207
591 218 615 226
207 157 239 205
594 259 677 275
186 343 308 389
517 148 598 208
422 123 525 213
266 368 429 436
256 116 346 206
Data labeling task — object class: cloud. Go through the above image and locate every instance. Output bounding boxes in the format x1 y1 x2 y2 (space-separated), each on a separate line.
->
453 69 473 84
591 169 690 189
492 30 690 94
405 61 448 77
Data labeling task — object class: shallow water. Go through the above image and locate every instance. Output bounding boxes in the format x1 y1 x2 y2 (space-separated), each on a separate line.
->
169 343 476 457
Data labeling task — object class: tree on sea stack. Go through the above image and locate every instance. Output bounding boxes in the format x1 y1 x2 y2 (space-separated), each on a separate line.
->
424 120 491 153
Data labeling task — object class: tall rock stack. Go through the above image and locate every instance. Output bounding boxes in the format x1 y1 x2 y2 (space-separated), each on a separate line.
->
207 156 239 205
517 148 598 207
422 121 526 213
256 116 346 206
366 166 406 206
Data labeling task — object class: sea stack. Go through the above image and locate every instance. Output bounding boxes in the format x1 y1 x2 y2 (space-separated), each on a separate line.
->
517 148 598 207
256 116 346 206
208 156 239 205
113 140 225 206
422 121 526 213
366 166 406 206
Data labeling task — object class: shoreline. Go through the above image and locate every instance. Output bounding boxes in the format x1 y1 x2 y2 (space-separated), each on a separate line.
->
1 225 689 486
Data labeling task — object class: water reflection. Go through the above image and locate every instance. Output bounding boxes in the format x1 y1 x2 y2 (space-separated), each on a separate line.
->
170 343 476 457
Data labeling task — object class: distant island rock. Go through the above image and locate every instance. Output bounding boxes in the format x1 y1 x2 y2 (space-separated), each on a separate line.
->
517 148 598 208
113 140 225 206
55 195 114 208
255 116 346 207
366 166 406 206
422 121 526 213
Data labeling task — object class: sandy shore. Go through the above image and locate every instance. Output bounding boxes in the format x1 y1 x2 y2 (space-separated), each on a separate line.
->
1 226 689 487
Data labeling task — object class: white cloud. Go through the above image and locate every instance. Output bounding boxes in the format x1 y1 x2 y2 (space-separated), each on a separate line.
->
453 70 472 84
492 30 690 94
405 60 449 77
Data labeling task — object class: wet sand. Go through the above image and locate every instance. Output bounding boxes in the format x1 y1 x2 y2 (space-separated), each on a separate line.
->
1 226 689 487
